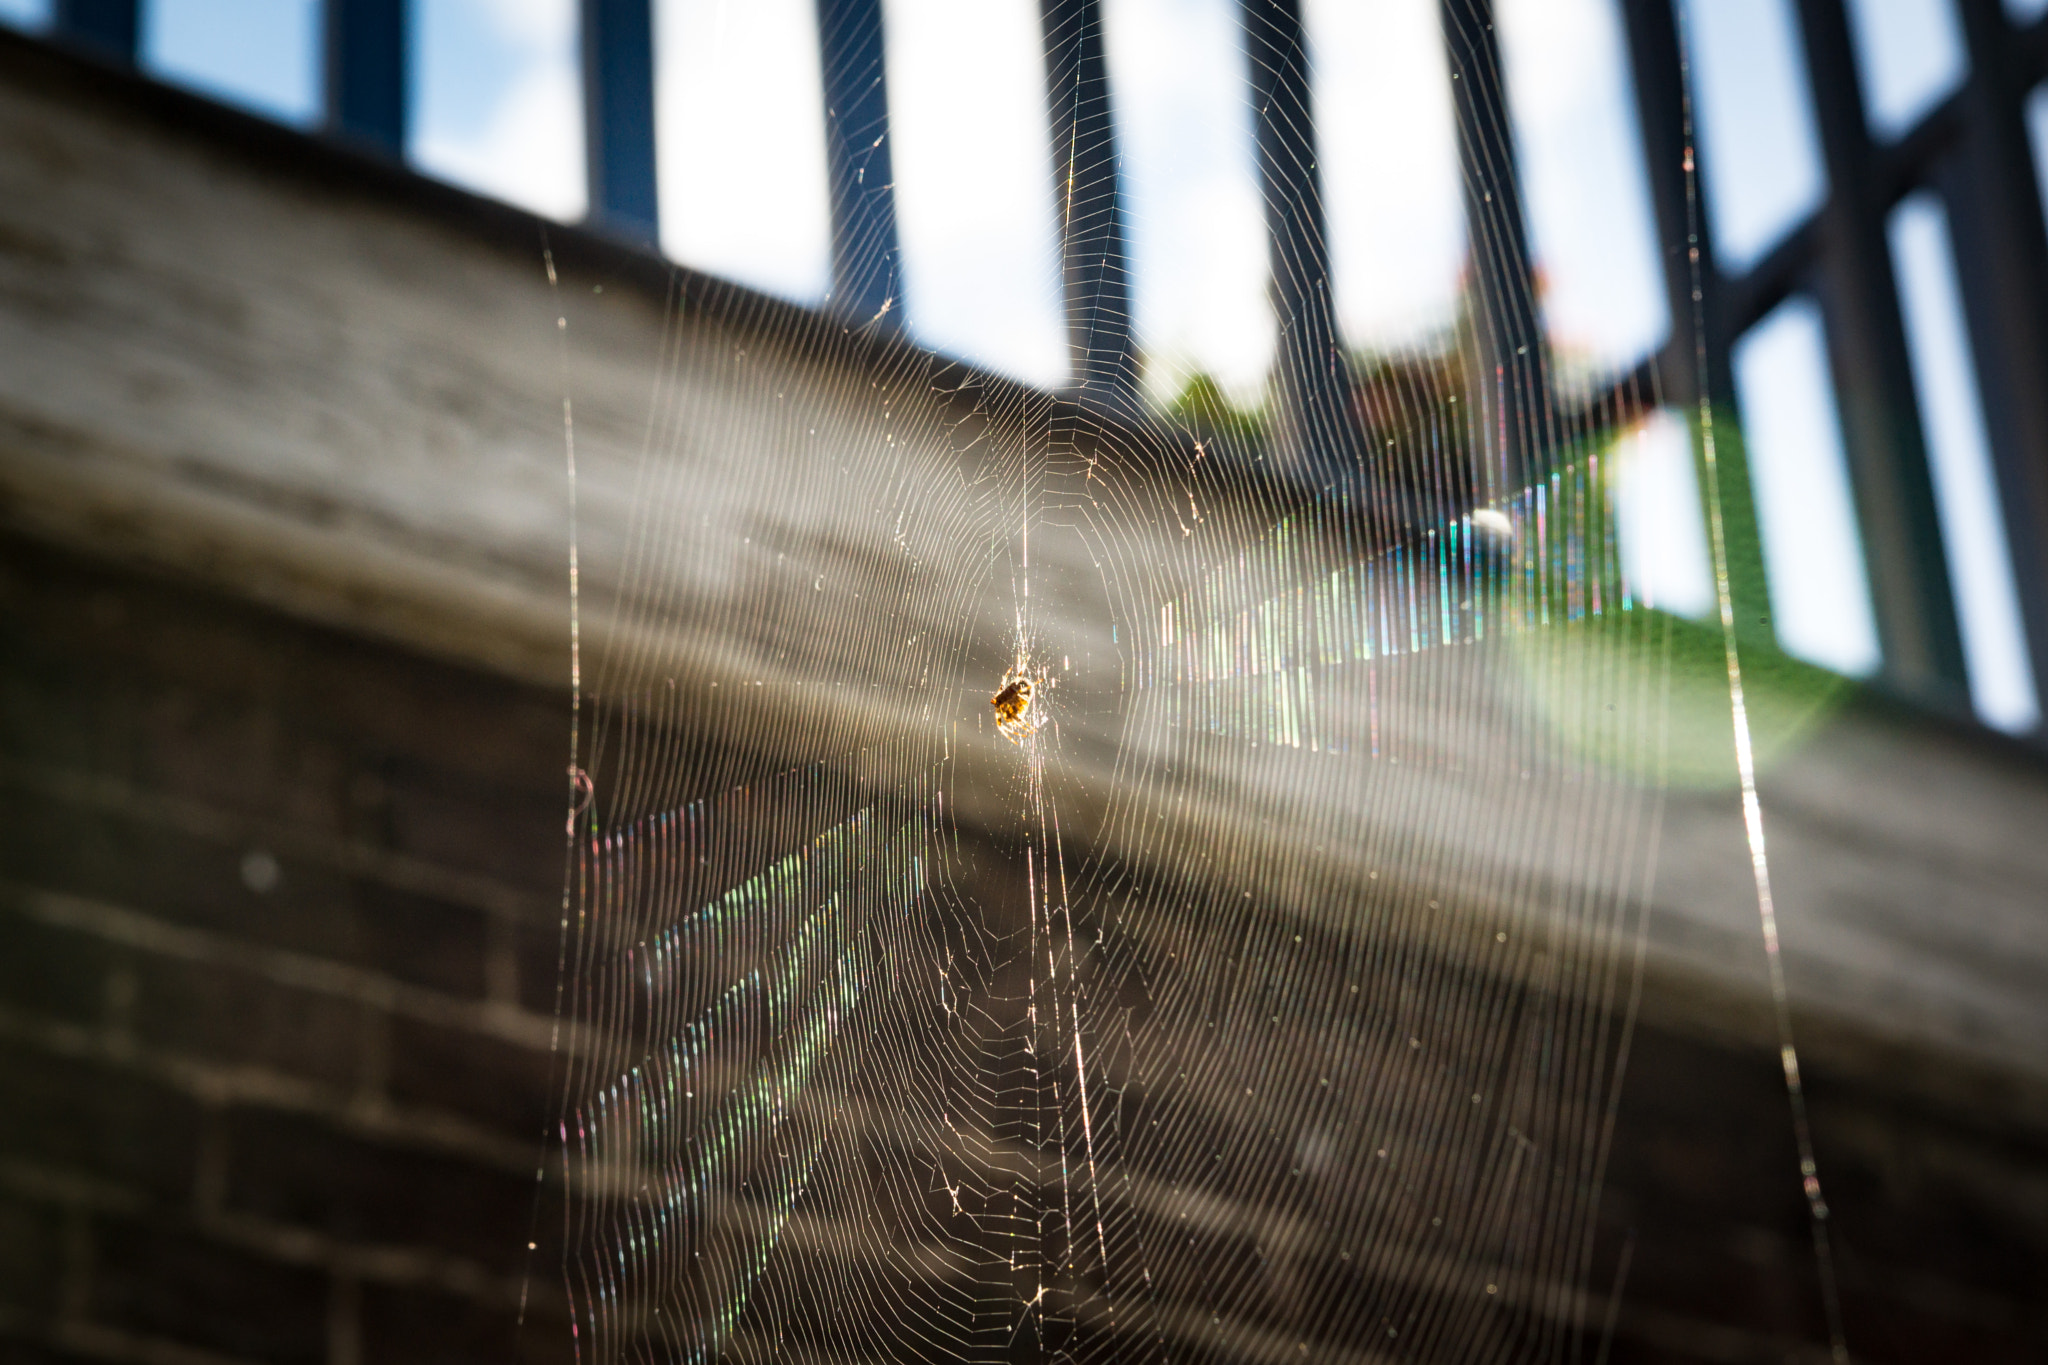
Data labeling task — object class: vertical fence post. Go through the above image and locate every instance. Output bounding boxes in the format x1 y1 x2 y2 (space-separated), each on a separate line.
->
582 0 660 244
326 0 406 157
1621 0 1773 634
1041 0 1136 416
53 0 136 63
1792 0 1969 711
1440 0 1546 505
815 0 902 329
1245 0 1361 490
1941 0 2048 723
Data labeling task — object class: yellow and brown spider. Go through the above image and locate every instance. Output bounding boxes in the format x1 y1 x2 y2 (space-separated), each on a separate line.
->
990 673 1036 743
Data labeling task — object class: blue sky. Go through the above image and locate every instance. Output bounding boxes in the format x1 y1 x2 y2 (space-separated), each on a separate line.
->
406 0 583 218
141 0 322 126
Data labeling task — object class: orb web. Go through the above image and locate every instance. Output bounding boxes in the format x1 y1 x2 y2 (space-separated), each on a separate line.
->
541 8 1716 1363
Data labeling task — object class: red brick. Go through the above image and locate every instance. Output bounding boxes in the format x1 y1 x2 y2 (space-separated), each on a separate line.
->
0 907 112 1028
0 790 493 999
0 1193 65 1321
384 1015 554 1139
0 1040 202 1201
357 1281 574 1365
130 954 363 1091
87 1212 328 1365
221 1108 537 1271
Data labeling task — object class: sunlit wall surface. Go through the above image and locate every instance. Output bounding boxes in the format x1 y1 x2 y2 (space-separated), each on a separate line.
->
884 0 1068 388
1680 0 1829 272
1842 0 1967 141
1733 298 1883 677
1496 0 1668 388
409 0 586 221
1888 193 2041 731
1305 0 1462 357
1103 0 1272 409
140 0 321 127
654 0 832 305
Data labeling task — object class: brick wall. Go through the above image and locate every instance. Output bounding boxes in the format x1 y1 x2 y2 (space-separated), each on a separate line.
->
4 526 2048 1364
0 532 573 1364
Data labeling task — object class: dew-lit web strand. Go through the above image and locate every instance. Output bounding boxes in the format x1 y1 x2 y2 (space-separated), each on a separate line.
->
520 238 582 1333
1671 14 1851 1364
536 259 759 1360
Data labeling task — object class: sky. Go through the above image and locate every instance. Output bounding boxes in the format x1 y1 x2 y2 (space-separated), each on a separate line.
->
1733 297 1884 679
654 0 833 305
1841 0 1966 141
1103 0 1272 406
884 0 1070 389
0 0 47 33
407 0 585 220
1496 0 1668 386
1889 192 2040 730
64 0 590 219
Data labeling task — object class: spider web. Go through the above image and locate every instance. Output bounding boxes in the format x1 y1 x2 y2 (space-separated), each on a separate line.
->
529 5 1785 1363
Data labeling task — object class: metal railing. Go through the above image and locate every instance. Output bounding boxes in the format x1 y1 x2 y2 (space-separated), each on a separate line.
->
35 0 2048 735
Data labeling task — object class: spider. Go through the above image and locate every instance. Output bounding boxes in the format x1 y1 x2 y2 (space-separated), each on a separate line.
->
990 671 1037 743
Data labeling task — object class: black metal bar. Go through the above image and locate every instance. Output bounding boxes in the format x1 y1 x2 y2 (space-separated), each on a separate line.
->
1719 219 1817 346
326 0 405 157
1792 0 1969 711
53 0 135 63
1245 0 1360 490
815 0 901 328
1718 91 1963 338
1620 0 1773 633
1941 0 2048 723
1440 0 1545 504
1040 0 1136 415
2022 13 2048 75
581 0 659 243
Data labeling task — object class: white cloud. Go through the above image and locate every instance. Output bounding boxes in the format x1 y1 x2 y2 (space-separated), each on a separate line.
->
656 0 833 303
885 0 1070 386
414 61 587 221
1307 0 1464 355
476 0 578 46
1497 0 1668 384
410 0 587 221
1613 409 1714 619
1104 0 1274 405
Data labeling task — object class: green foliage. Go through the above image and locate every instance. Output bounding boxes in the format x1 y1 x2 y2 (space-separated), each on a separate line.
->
1162 371 1269 447
1515 606 1856 791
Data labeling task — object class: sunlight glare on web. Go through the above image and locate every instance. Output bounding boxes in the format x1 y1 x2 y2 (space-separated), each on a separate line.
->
409 0 587 222
1732 297 1883 677
655 0 833 305
141 0 322 127
883 0 1069 388
1678 0 1828 273
1103 0 1273 410
1495 0 1668 391
1841 0 1967 142
1305 0 1462 359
